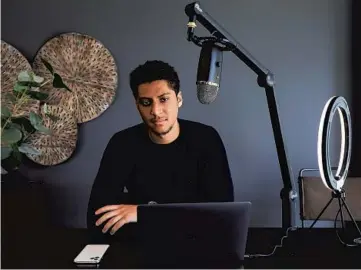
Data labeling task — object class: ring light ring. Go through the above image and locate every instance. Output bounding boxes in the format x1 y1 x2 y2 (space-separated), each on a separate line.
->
317 96 352 191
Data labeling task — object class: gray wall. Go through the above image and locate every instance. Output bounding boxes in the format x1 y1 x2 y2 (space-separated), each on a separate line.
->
2 0 351 228
350 0 361 176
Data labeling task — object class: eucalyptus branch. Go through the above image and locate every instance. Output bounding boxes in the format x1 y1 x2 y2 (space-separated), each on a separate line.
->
1 60 71 172
1 118 12 136
1 95 26 135
40 79 51 88
22 130 34 143
2 86 33 135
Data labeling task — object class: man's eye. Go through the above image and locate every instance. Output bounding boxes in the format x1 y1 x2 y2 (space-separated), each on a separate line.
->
160 97 169 102
140 100 151 106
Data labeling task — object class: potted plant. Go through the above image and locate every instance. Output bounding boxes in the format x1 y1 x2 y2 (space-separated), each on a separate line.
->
1 58 71 180
1 60 71 239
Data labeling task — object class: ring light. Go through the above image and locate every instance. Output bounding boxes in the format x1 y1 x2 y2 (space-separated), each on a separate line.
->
317 96 352 191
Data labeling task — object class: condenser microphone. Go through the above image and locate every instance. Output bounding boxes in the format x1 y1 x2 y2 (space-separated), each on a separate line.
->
196 40 223 104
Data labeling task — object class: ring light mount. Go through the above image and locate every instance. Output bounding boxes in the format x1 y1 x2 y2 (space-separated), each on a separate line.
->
311 96 360 246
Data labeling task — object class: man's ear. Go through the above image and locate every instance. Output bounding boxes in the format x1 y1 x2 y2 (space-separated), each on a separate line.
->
177 91 183 108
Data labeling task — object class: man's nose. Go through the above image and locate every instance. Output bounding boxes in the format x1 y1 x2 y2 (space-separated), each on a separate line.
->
150 102 162 116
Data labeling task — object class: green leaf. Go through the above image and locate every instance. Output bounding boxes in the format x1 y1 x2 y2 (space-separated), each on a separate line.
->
11 117 36 134
18 143 40 156
111 94 116 104
33 74 44 84
17 70 44 84
1 166 8 174
29 112 42 128
41 58 54 75
1 106 11 118
53 73 71 91
1 145 22 171
14 82 29 93
34 123 51 134
29 113 51 134
2 127 22 145
1 146 13 160
18 71 32 82
43 103 48 114
9 123 22 131
18 81 41 88
26 90 49 101
11 146 22 162
14 82 49 101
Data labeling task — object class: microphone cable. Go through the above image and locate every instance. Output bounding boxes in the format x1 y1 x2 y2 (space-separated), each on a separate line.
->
244 201 361 260
244 226 297 259
245 177 298 259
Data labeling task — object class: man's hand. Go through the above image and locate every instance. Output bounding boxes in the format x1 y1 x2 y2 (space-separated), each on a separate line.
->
95 204 138 235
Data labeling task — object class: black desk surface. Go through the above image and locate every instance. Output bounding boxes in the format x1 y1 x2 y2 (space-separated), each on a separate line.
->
2 227 360 269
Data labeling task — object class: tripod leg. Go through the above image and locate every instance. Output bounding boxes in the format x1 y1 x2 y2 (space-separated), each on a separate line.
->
310 197 334 229
337 198 345 230
340 197 361 236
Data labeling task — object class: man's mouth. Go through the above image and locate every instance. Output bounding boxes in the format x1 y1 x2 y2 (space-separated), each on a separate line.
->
151 119 167 125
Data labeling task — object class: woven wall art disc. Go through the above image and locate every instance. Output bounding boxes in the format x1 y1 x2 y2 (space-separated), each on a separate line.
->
32 32 118 124
26 105 78 166
1 40 40 117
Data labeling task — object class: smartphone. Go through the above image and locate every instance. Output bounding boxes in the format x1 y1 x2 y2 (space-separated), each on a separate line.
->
73 244 110 265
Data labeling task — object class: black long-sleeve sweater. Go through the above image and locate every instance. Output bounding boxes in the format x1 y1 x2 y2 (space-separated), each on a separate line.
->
87 118 234 242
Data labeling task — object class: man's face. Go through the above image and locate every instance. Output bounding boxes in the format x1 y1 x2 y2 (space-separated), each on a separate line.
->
136 80 182 136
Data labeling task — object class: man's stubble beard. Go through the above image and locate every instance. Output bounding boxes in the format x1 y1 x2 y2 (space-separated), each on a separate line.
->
150 122 174 137
140 113 176 138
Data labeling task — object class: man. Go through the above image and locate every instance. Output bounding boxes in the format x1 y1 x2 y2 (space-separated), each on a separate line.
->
87 60 234 241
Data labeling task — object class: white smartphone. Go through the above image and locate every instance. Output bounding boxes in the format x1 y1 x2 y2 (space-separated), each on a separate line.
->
73 244 110 265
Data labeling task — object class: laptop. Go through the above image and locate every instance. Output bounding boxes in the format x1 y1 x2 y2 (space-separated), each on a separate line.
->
135 201 252 267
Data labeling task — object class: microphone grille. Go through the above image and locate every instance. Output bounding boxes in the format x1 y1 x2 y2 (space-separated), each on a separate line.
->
197 82 219 104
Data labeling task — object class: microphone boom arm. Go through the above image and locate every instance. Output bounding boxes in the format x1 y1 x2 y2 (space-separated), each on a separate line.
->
186 2 297 229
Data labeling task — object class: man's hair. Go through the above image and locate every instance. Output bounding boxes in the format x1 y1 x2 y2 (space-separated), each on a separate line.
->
129 60 180 98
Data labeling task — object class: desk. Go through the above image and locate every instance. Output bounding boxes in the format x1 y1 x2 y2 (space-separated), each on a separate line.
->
1 228 360 269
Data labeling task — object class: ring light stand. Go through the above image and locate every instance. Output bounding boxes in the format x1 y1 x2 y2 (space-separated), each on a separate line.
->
312 96 361 245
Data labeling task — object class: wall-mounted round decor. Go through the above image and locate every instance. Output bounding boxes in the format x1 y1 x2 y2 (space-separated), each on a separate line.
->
1 40 40 117
32 32 118 124
26 104 78 166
